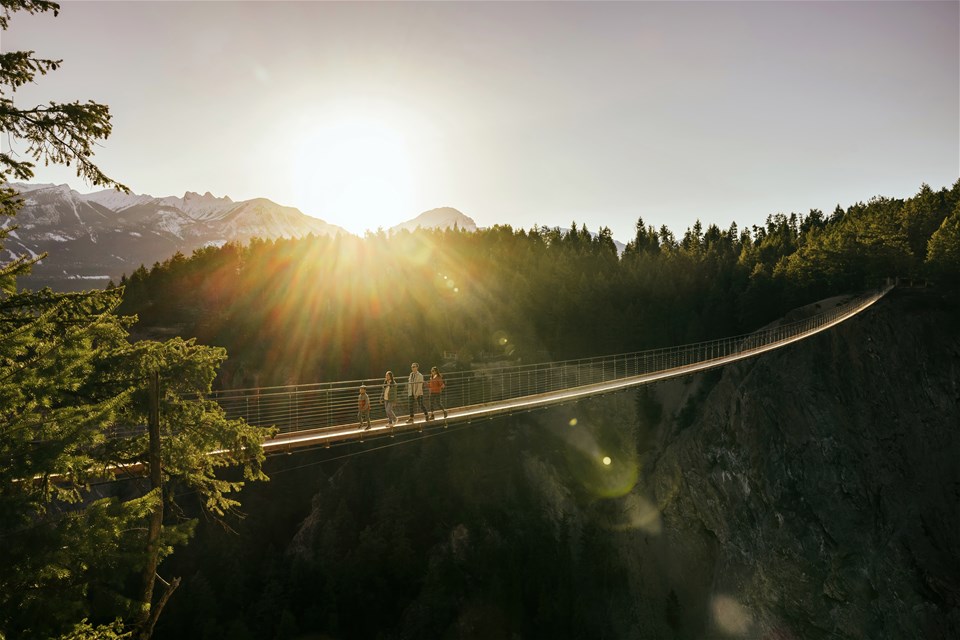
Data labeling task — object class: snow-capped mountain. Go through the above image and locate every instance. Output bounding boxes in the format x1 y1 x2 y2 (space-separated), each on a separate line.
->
388 207 478 233
3 183 349 291
2 183 624 291
157 191 235 220
81 186 158 211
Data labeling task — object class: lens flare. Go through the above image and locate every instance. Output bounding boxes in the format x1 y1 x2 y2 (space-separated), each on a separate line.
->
711 595 754 636
559 418 639 499
596 493 662 534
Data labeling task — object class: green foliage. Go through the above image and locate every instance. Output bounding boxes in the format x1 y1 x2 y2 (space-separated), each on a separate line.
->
0 266 151 639
0 0 126 291
0 2 269 638
623 216 661 256
0 0 126 207
0 286 270 637
104 338 272 514
778 181 960 297
899 182 957 261
926 202 960 283
56 618 132 640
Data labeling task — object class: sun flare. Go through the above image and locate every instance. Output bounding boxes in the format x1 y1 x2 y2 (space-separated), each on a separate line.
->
291 117 415 234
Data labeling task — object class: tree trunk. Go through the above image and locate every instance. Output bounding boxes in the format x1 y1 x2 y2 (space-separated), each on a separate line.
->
136 370 164 639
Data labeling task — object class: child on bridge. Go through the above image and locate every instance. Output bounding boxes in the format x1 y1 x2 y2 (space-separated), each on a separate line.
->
358 384 371 430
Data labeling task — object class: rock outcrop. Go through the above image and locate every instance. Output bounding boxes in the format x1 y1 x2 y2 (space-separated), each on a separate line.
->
637 287 960 638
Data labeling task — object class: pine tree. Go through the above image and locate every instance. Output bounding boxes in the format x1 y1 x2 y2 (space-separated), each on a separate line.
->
0 2 272 638
925 202 960 283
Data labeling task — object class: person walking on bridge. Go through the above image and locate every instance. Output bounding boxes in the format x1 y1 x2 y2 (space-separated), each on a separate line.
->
357 384 371 430
428 366 447 421
406 362 428 424
381 371 398 426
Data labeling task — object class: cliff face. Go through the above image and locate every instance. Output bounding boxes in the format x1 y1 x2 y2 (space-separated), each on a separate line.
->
158 288 960 639
639 287 960 638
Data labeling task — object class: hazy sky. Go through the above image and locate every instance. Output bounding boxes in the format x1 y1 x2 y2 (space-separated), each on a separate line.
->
4 1 958 240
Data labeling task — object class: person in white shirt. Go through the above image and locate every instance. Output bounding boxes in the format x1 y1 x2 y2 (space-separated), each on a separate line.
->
406 362 428 423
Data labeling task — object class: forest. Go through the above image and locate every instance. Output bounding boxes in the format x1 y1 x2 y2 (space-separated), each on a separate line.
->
116 181 960 390
116 179 960 640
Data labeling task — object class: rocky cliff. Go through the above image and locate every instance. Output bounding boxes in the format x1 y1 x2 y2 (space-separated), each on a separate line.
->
637 286 960 638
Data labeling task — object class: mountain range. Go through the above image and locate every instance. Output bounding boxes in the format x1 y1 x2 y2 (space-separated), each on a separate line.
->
2 183 478 291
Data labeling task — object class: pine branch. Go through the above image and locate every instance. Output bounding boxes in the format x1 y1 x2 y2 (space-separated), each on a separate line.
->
0 0 60 31
0 51 61 89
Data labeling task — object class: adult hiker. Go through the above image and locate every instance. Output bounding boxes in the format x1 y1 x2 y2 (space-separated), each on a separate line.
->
428 366 447 421
381 371 398 426
406 362 428 424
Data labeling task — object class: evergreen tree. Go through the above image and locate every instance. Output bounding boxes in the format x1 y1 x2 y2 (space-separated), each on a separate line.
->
624 216 660 256
925 202 960 283
0 3 271 638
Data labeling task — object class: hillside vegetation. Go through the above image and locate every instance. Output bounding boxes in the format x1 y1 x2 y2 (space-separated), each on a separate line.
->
117 181 960 387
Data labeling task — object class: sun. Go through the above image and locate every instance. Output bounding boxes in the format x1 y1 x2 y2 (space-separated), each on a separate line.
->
291 117 415 234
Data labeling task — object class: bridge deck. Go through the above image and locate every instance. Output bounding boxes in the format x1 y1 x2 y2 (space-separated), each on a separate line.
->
260 284 892 453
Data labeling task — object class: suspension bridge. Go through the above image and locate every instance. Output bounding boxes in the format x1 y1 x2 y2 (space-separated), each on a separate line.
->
210 283 893 454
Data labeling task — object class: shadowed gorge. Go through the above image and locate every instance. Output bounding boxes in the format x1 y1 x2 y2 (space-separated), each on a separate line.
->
151 288 960 640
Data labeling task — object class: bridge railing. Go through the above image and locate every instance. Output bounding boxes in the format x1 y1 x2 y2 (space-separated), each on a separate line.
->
210 284 891 434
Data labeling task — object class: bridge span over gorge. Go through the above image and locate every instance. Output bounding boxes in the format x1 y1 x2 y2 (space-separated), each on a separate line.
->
210 284 893 456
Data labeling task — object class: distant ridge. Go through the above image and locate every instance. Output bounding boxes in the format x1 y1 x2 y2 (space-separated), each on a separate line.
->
3 183 349 291
389 207 478 233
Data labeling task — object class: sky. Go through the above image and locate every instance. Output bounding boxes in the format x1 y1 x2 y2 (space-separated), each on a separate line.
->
3 0 958 241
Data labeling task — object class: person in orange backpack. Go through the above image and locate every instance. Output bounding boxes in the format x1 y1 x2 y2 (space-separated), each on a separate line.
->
428 366 447 421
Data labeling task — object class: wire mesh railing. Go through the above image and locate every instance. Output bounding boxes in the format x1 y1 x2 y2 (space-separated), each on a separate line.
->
210 283 892 435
